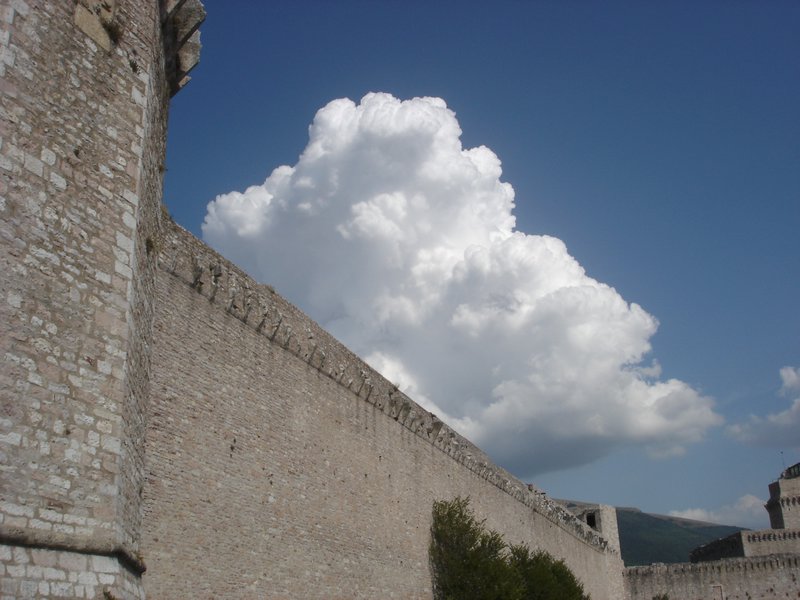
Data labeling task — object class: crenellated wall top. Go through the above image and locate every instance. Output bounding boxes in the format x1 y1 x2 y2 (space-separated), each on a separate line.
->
625 553 800 577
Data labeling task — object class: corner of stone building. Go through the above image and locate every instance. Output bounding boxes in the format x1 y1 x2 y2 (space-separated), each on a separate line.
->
0 1 203 597
559 501 627 599
592 504 626 599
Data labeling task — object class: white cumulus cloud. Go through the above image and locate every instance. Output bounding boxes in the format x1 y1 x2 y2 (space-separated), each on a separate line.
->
669 494 768 529
728 366 800 448
203 92 722 477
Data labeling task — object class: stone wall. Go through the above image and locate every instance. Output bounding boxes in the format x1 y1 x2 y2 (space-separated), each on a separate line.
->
141 223 626 600
0 1 170 597
625 555 800 600
741 529 800 558
0 2 626 598
691 529 800 563
0 1 202 598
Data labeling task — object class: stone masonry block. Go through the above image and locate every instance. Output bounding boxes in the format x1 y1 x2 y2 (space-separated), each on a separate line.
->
74 4 111 51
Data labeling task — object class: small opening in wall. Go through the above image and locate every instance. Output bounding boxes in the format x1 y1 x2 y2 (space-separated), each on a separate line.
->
586 513 597 529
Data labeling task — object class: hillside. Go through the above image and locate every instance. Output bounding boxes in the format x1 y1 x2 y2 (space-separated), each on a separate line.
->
616 507 746 566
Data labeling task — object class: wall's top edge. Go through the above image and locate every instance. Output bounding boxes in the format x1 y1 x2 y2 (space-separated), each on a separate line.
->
624 553 800 577
155 221 616 555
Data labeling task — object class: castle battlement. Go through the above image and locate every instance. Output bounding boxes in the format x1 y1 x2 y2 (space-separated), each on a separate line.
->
745 529 800 544
627 465 800 599
625 554 800 578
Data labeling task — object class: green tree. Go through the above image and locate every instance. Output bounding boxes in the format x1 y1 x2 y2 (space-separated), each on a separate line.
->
430 497 523 600
509 543 590 600
429 497 590 600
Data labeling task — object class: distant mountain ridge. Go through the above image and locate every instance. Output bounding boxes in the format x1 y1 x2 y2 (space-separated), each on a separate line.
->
615 507 746 566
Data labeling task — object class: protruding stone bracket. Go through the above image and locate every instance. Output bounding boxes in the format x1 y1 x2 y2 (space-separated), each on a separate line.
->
169 0 205 46
162 0 206 97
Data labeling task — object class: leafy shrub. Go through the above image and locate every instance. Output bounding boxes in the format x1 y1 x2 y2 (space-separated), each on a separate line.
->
430 497 590 600
430 496 523 600
509 543 590 600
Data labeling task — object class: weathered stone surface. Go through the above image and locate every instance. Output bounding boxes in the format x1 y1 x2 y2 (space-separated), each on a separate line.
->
140 224 626 599
73 4 111 51
176 29 201 80
2 2 627 596
172 0 205 46
0 0 185 597
626 555 800 600
162 0 205 96
767 464 800 529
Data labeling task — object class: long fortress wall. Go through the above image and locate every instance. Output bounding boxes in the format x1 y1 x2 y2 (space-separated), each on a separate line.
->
1 2 626 598
141 223 625 599
625 555 800 600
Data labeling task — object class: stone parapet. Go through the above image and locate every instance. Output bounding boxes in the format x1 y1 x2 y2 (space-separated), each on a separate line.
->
742 528 800 557
626 555 800 600
691 528 800 563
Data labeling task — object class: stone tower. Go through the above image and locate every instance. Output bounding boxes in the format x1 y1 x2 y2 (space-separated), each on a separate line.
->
766 462 800 530
0 1 203 598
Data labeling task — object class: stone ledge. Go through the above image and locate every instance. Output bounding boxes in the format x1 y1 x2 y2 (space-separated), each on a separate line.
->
0 525 146 575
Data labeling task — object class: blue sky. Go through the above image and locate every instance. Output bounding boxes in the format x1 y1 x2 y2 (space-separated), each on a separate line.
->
164 1 799 529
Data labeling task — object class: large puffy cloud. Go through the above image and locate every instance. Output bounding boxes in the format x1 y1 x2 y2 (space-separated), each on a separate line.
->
669 494 768 529
203 92 722 477
728 367 800 447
